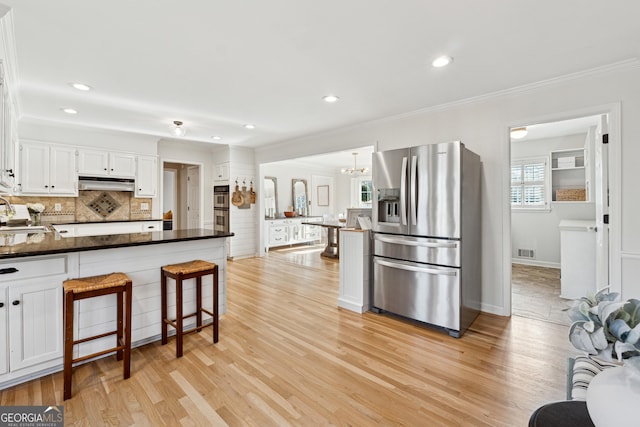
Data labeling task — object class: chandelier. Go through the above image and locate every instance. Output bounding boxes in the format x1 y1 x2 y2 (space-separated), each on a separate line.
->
341 152 369 175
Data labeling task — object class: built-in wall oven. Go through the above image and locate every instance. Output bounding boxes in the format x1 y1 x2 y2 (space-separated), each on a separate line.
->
213 185 230 233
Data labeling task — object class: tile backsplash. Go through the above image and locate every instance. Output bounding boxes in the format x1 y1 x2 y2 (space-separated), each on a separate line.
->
8 192 153 224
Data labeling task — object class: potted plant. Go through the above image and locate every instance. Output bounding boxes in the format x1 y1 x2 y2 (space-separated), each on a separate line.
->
566 287 640 362
26 203 45 226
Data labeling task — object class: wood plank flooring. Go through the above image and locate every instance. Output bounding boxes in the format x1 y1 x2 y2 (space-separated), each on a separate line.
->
0 245 573 426
511 263 571 326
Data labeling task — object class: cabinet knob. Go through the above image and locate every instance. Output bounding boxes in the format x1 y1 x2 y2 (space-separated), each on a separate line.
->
12 300 20 306
110 168 114 171
44 185 48 188
51 185 55 188
0 302 4 308
104 168 107 171
139 188 142 191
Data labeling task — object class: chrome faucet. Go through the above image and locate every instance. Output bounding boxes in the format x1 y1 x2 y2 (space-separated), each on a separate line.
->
0 196 15 216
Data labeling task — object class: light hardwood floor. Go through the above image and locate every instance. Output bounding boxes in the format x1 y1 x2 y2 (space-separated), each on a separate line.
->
0 245 573 426
511 263 572 326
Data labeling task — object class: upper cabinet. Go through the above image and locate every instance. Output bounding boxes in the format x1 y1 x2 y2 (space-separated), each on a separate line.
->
19 141 77 196
0 63 16 192
78 149 136 178
214 162 230 182
136 155 157 197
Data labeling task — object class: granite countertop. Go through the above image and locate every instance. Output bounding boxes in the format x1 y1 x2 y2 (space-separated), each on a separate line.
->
0 228 234 260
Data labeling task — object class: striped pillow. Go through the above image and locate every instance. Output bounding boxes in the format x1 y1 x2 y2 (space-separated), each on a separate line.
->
571 355 620 401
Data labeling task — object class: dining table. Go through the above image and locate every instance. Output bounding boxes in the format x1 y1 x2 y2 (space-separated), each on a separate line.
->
302 220 345 258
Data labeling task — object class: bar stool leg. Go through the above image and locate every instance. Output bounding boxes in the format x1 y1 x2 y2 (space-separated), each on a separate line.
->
116 290 123 361
124 280 132 379
175 276 183 358
196 276 202 329
63 290 74 400
213 265 219 343
161 271 168 345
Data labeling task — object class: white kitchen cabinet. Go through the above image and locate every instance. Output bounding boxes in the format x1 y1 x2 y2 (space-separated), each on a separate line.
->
214 162 230 182
0 284 7 375
19 141 78 196
338 229 371 313
559 220 596 299
53 220 162 237
0 254 75 379
136 155 158 197
78 149 136 178
0 63 17 193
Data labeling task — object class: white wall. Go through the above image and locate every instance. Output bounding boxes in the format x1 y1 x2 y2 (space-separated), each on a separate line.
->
158 139 217 229
228 146 257 258
511 133 595 267
254 61 640 314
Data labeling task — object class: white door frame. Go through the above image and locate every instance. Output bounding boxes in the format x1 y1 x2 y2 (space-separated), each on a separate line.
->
187 165 201 229
503 103 621 315
161 159 204 230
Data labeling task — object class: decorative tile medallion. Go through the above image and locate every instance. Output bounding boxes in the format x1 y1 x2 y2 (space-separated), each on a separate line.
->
87 192 121 218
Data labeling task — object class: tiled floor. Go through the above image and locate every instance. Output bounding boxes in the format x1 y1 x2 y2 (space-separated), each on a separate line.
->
512 263 572 326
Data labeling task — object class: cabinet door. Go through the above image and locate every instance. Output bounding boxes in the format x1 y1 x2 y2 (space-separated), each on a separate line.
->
78 149 109 176
135 155 157 197
19 142 50 194
110 152 136 177
214 163 230 181
49 145 78 195
0 285 7 375
8 280 63 371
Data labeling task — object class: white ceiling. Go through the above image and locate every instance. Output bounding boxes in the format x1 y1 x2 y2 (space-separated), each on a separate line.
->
2 1 639 149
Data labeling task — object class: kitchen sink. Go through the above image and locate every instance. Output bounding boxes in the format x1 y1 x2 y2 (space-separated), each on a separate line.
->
0 225 49 233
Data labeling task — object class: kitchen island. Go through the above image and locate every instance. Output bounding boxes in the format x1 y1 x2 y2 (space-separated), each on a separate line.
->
0 227 232 389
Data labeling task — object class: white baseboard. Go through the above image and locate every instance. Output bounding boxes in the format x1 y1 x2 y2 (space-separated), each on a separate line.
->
512 259 560 269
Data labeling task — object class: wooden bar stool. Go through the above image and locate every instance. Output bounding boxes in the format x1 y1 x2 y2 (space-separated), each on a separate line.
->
161 260 218 358
63 272 133 400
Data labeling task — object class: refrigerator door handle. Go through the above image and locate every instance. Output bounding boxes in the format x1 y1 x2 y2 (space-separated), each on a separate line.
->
375 235 458 249
400 157 408 225
410 155 418 226
375 258 457 276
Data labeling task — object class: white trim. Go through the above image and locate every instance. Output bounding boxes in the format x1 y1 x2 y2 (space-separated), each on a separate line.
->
504 102 622 316
620 251 640 260
512 259 561 269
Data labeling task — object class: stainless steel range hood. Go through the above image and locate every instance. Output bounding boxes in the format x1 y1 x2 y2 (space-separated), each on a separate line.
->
78 176 135 192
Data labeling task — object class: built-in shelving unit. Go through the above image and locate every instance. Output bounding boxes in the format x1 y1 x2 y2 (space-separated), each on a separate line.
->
550 141 592 203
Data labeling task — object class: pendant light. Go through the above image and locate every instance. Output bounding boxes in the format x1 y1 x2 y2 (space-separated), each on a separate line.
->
341 152 369 175
171 120 186 137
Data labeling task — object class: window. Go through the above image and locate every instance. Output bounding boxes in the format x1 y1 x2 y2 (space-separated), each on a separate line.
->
511 157 548 210
350 177 372 208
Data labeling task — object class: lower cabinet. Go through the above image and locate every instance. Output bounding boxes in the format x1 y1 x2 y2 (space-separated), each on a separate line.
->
0 284 7 376
265 217 322 251
0 254 77 386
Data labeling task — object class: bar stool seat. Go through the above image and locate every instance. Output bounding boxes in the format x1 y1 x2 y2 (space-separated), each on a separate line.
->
161 260 218 358
63 272 132 400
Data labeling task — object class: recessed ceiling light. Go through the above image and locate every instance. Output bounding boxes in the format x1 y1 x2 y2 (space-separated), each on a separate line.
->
212 136 222 140
61 108 78 114
69 82 92 91
323 95 340 103
432 55 453 68
244 124 255 130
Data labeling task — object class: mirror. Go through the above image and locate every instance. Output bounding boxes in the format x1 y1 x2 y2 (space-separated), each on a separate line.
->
292 178 308 216
264 176 278 218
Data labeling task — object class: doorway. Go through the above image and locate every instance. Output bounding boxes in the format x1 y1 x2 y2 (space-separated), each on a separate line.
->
162 161 202 230
509 113 610 325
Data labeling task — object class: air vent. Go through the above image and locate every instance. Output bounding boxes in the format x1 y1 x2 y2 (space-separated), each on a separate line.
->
517 249 535 258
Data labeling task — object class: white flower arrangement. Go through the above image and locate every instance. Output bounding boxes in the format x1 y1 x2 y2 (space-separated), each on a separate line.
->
26 203 45 213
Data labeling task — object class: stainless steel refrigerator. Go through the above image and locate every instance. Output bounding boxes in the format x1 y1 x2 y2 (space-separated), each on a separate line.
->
371 141 481 337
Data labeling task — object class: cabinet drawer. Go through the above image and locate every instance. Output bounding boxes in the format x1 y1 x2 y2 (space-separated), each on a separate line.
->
0 256 68 282
269 235 288 245
270 226 288 234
